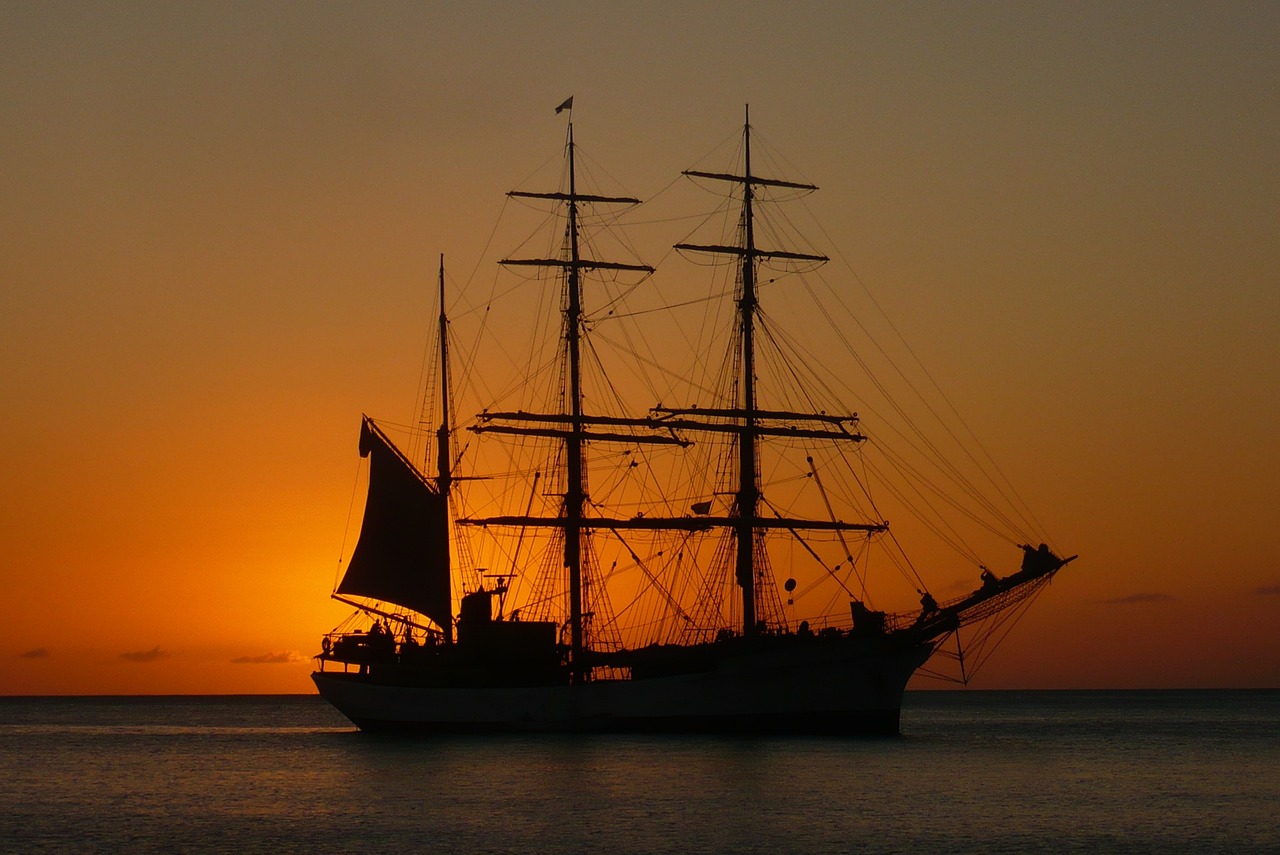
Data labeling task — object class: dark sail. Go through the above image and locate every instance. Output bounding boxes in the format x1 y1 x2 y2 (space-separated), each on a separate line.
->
336 417 451 632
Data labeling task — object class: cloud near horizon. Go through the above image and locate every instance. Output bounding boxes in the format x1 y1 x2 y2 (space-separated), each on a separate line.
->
19 647 49 659
231 650 307 665
120 646 169 663
1099 593 1176 605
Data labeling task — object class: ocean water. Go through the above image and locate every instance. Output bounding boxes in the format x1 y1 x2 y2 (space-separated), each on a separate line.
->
0 691 1275 854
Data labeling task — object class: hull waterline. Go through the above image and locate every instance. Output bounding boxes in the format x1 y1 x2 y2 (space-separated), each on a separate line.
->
312 639 935 735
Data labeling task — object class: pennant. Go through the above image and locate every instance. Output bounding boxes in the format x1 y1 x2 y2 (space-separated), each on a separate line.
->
555 96 574 114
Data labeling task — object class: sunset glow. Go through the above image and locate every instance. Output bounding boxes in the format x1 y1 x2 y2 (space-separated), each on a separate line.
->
3 2 1278 694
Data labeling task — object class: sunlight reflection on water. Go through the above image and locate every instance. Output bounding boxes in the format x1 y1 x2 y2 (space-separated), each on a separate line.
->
0 691 1276 854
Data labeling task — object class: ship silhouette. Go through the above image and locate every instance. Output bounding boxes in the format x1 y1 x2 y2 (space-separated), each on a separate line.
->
312 105 1074 734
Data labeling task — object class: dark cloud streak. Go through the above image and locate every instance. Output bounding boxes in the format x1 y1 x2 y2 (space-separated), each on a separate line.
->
1099 593 1176 605
120 646 168 663
231 651 305 665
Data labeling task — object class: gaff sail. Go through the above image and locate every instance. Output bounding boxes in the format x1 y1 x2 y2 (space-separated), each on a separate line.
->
336 416 451 633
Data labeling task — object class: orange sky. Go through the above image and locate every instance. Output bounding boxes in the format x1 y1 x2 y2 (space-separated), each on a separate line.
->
2 2 1278 694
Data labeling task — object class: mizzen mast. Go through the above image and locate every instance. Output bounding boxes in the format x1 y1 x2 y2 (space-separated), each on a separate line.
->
434 254 454 643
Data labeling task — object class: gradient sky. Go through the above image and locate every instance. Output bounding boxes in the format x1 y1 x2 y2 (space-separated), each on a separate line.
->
2 1 1277 694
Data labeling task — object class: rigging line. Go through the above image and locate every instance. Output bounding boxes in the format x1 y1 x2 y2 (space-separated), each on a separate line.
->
681 531 733 640
594 313 666 409
581 541 622 652
604 528 694 626
744 123 821 191
877 507 929 593
622 169 686 215
963 590 1044 680
577 328 620 413
802 219 1051 545
601 286 736 319
858 449 986 566
454 300 549 416
573 144 645 205
680 124 747 189
333 455 366 590
449 489 482 596
579 270 655 323
521 532 564 624
503 470 542 589
808 424 880 545
410 297 449 468
573 214 651 276
868 432 1020 549
583 259 677 320
853 393 1030 540
864 405 1023 546
758 303 873 417
753 311 840 420
799 276 968 481
460 195 514 296
914 658 968 685
855 423 994 532
588 327 720 400
472 271 560 318
672 197 740 250
806 454 869 592
477 346 563 418
593 322 678 425
848 535 872 602
453 302 491 409
508 143 566 199
796 280 1028 544
757 496 855 597
622 210 715 227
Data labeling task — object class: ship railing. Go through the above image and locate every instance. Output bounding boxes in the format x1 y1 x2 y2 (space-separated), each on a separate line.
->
318 630 398 667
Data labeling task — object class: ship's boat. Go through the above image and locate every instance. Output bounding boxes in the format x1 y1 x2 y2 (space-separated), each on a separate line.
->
311 104 1074 734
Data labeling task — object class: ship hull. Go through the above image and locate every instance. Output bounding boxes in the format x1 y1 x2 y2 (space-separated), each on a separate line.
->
312 637 936 735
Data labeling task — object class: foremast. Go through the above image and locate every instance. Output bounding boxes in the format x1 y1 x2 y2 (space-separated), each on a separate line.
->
672 106 885 637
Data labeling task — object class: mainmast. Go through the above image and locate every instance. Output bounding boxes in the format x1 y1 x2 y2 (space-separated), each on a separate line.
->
564 123 587 674
480 108 656 676
737 108 761 634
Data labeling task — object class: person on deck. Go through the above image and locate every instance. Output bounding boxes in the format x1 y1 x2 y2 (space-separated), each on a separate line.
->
1020 543 1065 575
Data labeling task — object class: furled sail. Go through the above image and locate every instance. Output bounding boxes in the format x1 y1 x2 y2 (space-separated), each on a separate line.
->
336 417 451 632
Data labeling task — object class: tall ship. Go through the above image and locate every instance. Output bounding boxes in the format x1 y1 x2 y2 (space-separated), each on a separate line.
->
312 104 1074 734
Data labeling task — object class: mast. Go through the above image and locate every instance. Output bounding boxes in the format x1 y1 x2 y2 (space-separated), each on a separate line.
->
435 254 453 643
675 105 832 637
564 123 586 673
466 106 888 648
737 106 760 634
331 260 455 641
486 108 654 677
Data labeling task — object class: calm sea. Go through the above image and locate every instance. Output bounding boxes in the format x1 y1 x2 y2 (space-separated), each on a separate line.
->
0 690 1275 854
